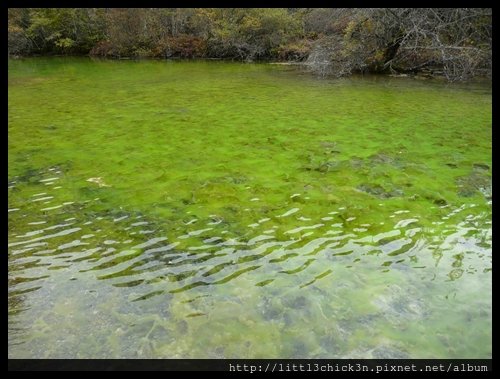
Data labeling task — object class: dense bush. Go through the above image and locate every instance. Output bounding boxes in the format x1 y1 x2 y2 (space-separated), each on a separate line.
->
89 40 116 57
8 24 31 55
303 8 492 81
276 39 312 61
153 35 207 58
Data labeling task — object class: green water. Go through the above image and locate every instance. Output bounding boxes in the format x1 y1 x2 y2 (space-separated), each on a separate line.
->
8 57 491 358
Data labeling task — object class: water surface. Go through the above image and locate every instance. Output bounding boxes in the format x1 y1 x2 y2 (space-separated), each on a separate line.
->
8 58 491 358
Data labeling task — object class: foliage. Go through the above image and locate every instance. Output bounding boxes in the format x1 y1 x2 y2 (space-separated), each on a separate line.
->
8 8 491 80
304 8 492 81
152 35 207 58
9 8 106 55
276 39 312 61
196 8 302 60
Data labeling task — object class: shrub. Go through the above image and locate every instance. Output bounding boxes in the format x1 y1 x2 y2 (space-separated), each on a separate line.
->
8 24 32 55
89 41 117 57
276 39 312 61
153 35 207 58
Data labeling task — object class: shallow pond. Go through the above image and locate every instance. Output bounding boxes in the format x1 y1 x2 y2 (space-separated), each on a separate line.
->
8 58 491 358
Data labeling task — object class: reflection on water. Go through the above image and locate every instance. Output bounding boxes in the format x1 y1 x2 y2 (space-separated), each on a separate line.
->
8 165 491 358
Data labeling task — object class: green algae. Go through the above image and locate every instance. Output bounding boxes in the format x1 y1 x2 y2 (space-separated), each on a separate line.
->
8 57 491 358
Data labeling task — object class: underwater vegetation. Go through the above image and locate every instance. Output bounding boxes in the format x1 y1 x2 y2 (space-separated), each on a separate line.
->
8 58 491 358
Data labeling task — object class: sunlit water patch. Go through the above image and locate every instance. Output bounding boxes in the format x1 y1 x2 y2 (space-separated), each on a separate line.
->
8 58 491 358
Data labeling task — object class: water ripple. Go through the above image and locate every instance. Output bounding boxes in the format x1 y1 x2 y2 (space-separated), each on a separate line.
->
8 167 492 310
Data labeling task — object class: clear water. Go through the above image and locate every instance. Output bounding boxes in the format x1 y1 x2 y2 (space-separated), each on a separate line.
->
8 58 491 358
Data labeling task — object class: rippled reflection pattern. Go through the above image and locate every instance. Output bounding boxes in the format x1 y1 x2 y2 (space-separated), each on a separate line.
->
8 166 491 358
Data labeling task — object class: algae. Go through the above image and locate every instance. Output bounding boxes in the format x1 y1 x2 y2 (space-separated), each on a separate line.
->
8 58 491 359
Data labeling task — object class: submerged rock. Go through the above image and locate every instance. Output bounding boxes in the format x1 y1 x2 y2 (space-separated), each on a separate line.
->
371 345 410 359
433 198 447 206
288 340 309 358
304 160 340 173
473 163 490 171
283 295 308 309
259 297 284 321
357 184 403 199
371 284 428 325
349 157 364 168
369 153 395 165
317 161 339 173
343 344 410 359
456 170 491 199
210 346 225 359
12 168 43 184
